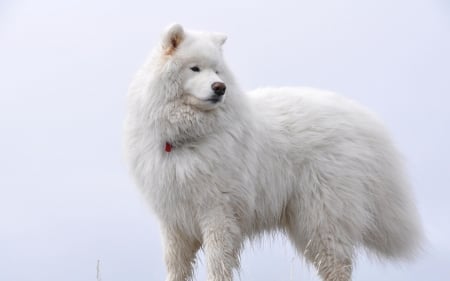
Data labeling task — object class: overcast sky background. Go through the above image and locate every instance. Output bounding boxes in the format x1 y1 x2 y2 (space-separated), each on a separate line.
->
1 0 449 280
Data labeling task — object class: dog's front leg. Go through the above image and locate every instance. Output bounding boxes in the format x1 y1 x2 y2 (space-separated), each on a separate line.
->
162 225 200 281
201 209 242 281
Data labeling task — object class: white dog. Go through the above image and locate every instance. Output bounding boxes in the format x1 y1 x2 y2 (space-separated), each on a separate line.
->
124 24 423 281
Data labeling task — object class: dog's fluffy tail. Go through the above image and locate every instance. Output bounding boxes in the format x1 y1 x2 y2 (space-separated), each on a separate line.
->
363 156 424 261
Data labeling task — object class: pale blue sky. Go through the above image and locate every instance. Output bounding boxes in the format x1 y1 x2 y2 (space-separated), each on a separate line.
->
1 0 449 280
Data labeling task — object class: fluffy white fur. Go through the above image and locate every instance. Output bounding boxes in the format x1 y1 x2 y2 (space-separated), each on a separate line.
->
124 24 423 281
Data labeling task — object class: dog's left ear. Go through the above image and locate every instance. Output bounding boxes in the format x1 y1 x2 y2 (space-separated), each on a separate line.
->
162 23 185 55
211 33 227 47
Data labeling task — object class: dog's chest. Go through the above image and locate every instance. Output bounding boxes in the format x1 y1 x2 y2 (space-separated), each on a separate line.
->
146 155 211 220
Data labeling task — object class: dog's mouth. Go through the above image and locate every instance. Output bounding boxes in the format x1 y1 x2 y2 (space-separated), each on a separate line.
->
206 96 223 104
183 93 224 111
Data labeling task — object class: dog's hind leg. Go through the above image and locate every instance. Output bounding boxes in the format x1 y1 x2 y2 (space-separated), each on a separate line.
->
287 224 353 280
305 235 353 281
285 204 354 281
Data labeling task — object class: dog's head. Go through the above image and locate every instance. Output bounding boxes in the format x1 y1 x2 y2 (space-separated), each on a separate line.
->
159 24 228 111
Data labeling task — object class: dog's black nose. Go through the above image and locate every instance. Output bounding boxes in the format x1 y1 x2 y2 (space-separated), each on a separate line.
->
211 82 226 96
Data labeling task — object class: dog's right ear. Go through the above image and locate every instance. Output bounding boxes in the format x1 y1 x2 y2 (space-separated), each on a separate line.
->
162 23 185 55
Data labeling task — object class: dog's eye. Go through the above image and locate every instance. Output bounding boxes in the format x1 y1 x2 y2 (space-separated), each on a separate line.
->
190 66 200 72
215 70 219 74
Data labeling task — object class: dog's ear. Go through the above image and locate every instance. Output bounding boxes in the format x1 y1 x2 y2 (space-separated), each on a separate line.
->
211 32 227 47
162 23 185 55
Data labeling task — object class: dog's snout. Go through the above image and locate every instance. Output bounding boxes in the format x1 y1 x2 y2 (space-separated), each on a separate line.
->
211 82 226 96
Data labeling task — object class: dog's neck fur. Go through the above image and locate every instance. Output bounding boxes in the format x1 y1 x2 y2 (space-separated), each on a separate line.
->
161 90 247 150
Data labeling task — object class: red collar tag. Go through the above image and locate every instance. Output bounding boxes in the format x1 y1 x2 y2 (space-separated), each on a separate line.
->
165 142 172 152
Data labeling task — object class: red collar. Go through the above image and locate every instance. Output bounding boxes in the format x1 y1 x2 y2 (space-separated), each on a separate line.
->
165 142 172 152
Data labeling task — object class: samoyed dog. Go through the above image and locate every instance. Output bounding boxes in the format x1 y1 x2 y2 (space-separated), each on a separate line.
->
124 24 423 281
